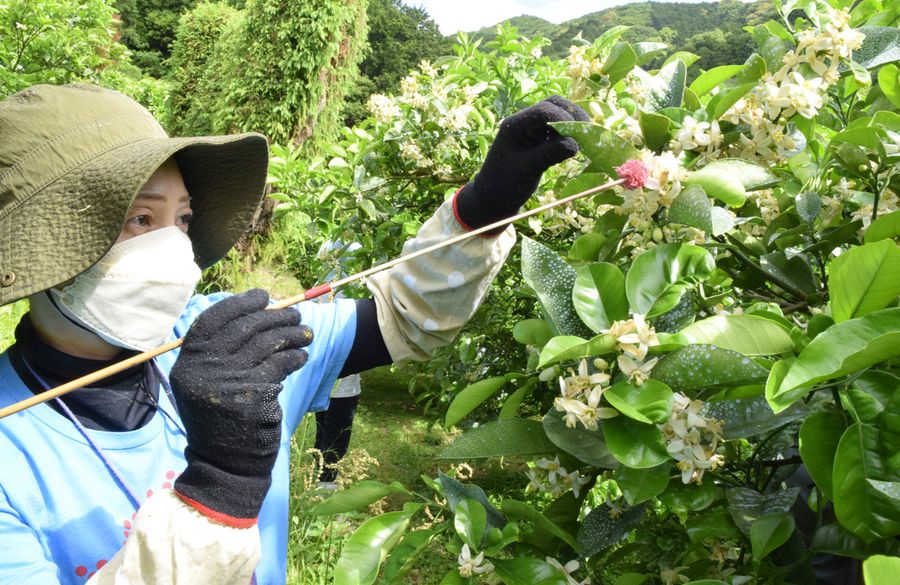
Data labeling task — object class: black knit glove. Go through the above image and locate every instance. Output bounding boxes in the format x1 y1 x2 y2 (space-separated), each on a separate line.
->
455 95 589 230
170 289 313 526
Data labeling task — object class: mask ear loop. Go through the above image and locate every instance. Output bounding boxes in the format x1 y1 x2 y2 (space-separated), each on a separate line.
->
149 359 184 434
19 356 142 511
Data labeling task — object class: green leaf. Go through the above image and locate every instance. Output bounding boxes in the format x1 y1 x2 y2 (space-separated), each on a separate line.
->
334 503 421 585
625 243 715 318
686 507 742 542
616 464 671 505
668 185 734 236
572 263 629 333
689 64 743 96
771 308 900 410
708 82 758 121
522 236 594 338
759 251 818 296
671 315 794 356
794 191 821 225
493 557 569 585
639 110 672 152
543 409 620 468
605 379 674 425
569 232 607 262
438 472 506 531
381 529 436 584
863 555 900 585
851 27 900 71
846 371 900 424
829 240 900 322
750 512 795 562
725 487 799 537
604 416 670 468
637 59 687 111
865 210 900 243
550 122 640 176
652 344 769 393
658 480 720 514
634 42 671 65
879 64 900 109
311 480 410 515
812 523 900 559
685 158 778 206
832 423 900 541
603 42 637 85
704 395 807 440
499 379 536 420
445 376 512 428
538 334 617 369
501 499 578 550
513 319 554 347
439 419 558 460
455 498 487 550
578 503 647 557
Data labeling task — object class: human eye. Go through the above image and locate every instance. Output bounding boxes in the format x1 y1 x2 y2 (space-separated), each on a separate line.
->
127 214 151 227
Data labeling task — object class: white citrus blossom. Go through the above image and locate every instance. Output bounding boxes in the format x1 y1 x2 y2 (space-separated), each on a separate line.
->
458 544 493 577
659 393 725 484
526 458 589 498
367 94 400 124
608 314 660 360
547 556 592 585
617 354 659 386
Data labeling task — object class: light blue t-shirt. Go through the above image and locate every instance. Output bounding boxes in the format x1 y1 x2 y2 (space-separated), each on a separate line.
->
0 293 357 585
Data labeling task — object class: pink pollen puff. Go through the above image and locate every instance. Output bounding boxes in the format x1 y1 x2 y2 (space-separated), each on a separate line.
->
615 160 650 189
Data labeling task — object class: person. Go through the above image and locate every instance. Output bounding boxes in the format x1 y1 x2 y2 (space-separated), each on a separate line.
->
0 83 588 584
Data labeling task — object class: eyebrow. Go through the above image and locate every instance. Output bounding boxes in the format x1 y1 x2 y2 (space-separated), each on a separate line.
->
135 192 191 204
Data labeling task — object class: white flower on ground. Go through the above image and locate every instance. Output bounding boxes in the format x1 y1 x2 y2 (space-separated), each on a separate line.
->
458 544 493 577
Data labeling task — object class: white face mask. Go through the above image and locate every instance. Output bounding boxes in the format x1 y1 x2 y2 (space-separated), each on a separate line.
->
48 226 202 351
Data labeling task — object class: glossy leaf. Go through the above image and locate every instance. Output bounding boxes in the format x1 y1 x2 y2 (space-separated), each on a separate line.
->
671 314 794 356
578 502 647 557
543 409 620 468
865 210 900 243
455 498 487 550
572 263 628 333
538 334 617 368
759 250 818 296
438 472 506 531
750 512 795 562
603 42 637 85
513 319 554 348
381 529 435 584
550 121 640 176
812 523 900 560
829 240 900 322
687 159 779 202
794 191 821 225
604 416 670 468
652 344 769 393
312 480 410 515
846 371 900 424
771 308 900 410
493 557 569 585
604 379 674 425
685 507 741 542
668 185 735 236
501 499 578 550
689 64 743 96
639 110 672 152
439 419 557 460
334 503 421 585
684 165 746 208
726 487 799 537
616 463 671 505
851 26 900 70
863 555 900 585
625 243 715 318
798 411 845 502
658 479 720 514
709 81 758 121
703 395 807 439
879 64 900 109
637 59 687 111
446 376 512 428
832 423 900 541
522 236 594 338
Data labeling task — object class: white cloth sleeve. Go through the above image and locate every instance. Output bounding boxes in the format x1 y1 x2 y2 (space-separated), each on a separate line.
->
88 490 259 585
366 197 516 362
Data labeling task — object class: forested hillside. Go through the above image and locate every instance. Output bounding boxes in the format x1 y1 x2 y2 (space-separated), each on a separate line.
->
471 0 776 69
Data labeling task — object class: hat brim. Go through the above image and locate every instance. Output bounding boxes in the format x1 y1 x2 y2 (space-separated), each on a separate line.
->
2 132 268 305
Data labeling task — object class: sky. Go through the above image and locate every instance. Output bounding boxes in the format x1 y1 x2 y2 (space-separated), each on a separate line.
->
402 0 717 35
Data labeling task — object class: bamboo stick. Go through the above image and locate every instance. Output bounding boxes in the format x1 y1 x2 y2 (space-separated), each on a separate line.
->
0 177 625 419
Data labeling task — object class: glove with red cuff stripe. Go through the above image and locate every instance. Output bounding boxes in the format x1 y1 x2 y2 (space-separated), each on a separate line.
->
170 289 313 526
454 95 589 232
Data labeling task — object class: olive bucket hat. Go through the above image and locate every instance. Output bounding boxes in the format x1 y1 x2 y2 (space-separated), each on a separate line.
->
0 83 269 306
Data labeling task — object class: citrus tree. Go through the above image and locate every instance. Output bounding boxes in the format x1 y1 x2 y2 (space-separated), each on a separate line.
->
272 0 900 582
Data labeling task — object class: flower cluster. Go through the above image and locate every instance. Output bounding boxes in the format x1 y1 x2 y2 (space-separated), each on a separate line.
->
457 544 493 577
608 314 661 385
366 93 400 124
525 456 591 498
618 150 688 234
658 393 725 484
669 116 723 157
552 359 618 431
567 45 604 98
